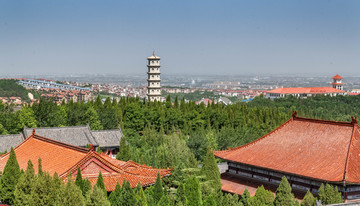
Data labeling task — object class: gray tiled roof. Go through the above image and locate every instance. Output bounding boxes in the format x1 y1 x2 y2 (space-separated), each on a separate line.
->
24 126 99 147
0 134 24 153
91 129 122 148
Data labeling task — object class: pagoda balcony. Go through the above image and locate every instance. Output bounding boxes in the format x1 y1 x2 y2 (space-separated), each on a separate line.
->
147 64 161 67
147 72 161 75
147 79 161 82
148 86 161 89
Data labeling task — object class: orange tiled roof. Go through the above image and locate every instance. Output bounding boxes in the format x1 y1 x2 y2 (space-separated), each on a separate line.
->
214 115 360 184
0 132 171 190
332 74 343 79
266 87 344 94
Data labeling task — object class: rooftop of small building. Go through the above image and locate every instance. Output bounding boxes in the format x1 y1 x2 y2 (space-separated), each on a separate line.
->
215 112 360 184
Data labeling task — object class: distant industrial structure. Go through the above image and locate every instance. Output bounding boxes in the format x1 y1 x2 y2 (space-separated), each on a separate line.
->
19 79 92 91
147 52 162 102
266 74 346 99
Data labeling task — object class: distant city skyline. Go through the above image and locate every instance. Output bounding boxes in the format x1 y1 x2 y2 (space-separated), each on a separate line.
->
0 0 359 76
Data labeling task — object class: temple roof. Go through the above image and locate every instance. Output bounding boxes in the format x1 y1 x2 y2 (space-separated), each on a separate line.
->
0 132 171 190
266 87 345 94
0 134 24 153
91 129 122 148
215 115 360 184
23 126 98 147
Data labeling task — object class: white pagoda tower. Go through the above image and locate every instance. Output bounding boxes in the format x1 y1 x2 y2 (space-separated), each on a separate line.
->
147 52 161 101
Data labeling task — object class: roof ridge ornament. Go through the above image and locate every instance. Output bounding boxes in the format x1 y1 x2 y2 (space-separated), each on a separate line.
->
292 110 298 118
351 116 357 125
153 50 155 56
32 129 36 135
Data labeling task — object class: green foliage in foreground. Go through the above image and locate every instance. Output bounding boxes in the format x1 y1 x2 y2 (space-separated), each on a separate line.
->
0 148 21 205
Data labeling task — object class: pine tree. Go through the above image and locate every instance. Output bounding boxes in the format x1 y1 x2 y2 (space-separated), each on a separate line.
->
153 173 164 204
318 183 326 204
204 194 217 206
58 173 85 206
135 183 147 206
157 193 170 206
119 180 137 206
241 188 250 206
85 185 110 206
83 178 93 198
184 176 203 206
30 172 57 206
75 167 84 193
14 160 35 206
116 136 132 161
0 148 21 205
201 149 221 194
274 176 296 206
38 157 43 176
95 171 107 196
301 190 315 206
176 182 187 205
109 182 122 206
248 185 274 206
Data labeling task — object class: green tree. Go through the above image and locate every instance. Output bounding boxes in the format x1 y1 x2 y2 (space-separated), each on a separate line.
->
0 148 21 205
274 176 296 206
95 171 107 196
116 136 132 161
184 176 203 206
318 183 343 205
135 183 147 206
241 188 251 206
248 185 274 206
85 185 111 206
204 194 217 206
153 173 164 204
83 178 93 197
301 190 315 206
119 180 137 206
30 172 57 206
157 193 170 206
38 157 43 176
75 167 86 196
201 149 221 194
14 160 35 206
85 106 103 130
15 106 37 132
59 173 85 206
109 182 122 206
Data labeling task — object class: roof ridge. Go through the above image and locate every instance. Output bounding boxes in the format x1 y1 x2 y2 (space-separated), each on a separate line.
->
215 117 294 155
27 125 89 130
33 134 89 153
91 128 122 133
343 123 359 183
294 116 353 127
60 150 124 178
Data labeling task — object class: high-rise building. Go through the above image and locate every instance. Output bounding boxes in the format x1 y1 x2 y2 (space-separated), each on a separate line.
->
147 52 161 101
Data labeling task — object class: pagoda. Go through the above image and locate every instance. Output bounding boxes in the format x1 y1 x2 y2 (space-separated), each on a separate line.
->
147 52 161 102
332 74 344 90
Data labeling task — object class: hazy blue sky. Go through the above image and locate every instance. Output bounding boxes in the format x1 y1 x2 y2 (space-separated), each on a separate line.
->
0 0 359 76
